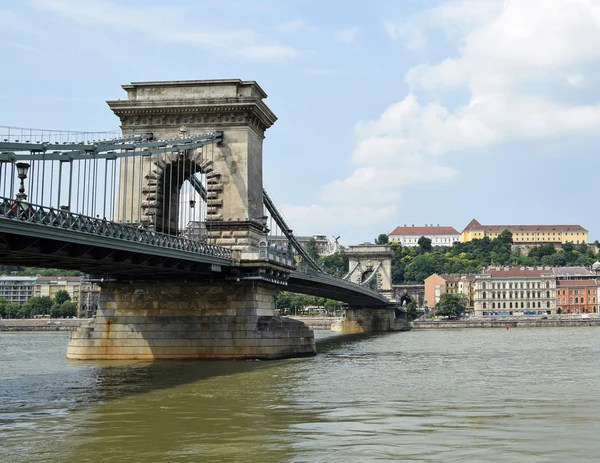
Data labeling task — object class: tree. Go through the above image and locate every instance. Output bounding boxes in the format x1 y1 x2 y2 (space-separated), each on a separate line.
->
375 234 389 245
562 242 575 253
528 244 556 261
59 301 77 318
323 299 341 316
318 249 349 277
22 296 54 317
435 293 466 318
406 300 418 321
0 298 18 319
304 238 320 261
496 230 513 244
404 253 438 283
54 290 71 305
418 236 432 253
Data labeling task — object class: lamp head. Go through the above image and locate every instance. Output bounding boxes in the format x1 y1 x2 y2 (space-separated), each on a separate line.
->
16 162 30 179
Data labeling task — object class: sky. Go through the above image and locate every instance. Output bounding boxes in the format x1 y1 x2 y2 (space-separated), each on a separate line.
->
2 0 600 245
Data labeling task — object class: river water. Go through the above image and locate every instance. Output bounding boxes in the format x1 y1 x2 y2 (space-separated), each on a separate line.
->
1 328 600 462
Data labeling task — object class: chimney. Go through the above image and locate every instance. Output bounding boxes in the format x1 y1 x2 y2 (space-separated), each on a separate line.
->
412 224 414 227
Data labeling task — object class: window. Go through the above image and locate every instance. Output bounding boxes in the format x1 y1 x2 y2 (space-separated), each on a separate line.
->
546 291 550 298
547 301 550 308
503 302 506 309
483 292 487 299
483 302 487 309
510 302 513 308
538 302 541 308
492 303 496 309
482 282 486 290
575 297 579 304
521 302 524 308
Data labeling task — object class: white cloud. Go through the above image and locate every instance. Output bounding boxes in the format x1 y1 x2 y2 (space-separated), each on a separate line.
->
567 73 585 86
32 0 304 61
276 19 311 33
285 0 600 238
333 27 360 44
384 0 502 49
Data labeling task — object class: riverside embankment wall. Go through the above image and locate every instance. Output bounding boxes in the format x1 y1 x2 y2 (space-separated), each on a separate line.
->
0 319 88 332
413 318 600 329
289 316 336 330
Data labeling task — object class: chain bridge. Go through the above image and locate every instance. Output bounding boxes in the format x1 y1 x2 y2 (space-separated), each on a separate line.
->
0 80 408 360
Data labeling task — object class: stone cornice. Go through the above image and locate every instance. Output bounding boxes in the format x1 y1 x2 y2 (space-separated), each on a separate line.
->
107 97 277 136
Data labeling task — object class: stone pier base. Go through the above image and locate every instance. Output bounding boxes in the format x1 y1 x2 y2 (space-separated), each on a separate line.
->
67 281 315 360
331 307 410 333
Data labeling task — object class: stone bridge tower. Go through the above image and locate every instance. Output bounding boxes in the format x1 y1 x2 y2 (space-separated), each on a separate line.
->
345 244 394 301
67 80 315 361
107 79 277 260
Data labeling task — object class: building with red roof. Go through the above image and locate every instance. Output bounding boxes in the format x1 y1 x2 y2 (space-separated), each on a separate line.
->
388 224 460 247
461 219 588 245
473 266 557 316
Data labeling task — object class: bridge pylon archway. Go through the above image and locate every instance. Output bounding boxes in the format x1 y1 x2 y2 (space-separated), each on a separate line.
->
345 244 394 301
108 79 277 259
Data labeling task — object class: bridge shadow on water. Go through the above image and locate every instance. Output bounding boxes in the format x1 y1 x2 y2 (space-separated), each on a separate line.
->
62 331 395 404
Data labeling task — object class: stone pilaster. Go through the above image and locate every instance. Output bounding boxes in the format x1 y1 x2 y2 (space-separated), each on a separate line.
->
67 281 315 360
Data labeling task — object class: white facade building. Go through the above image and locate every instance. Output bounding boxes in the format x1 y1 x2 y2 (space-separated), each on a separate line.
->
388 225 461 247
473 267 556 316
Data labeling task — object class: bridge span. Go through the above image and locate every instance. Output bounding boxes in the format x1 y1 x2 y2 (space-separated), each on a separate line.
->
0 79 408 360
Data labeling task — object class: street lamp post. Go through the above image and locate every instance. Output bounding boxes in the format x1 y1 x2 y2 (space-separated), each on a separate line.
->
15 162 30 202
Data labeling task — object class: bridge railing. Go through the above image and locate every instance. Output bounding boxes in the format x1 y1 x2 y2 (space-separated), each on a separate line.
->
0 196 233 260
293 267 389 300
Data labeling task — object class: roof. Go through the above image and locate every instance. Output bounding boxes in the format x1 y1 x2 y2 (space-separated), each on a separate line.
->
441 274 476 282
462 219 587 233
557 279 599 287
482 267 554 278
0 276 38 281
35 276 83 282
389 225 460 236
552 267 594 277
462 219 483 232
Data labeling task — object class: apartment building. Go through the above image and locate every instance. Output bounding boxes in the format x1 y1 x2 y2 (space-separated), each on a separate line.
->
34 276 100 317
0 276 38 305
555 279 599 314
473 267 557 316
424 273 475 308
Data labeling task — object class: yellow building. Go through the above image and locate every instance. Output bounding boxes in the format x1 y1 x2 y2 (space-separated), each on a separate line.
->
461 219 588 245
424 273 475 308
34 277 100 317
